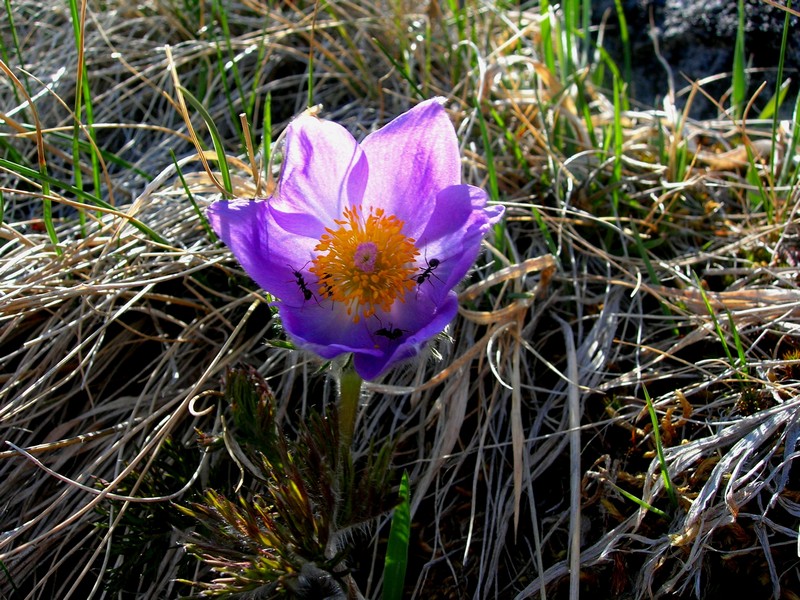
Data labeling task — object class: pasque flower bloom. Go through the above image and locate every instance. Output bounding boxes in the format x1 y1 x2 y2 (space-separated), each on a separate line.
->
207 98 503 379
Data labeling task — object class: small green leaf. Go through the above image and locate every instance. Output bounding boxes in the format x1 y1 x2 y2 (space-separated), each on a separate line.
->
758 78 790 120
383 471 411 600
604 478 668 519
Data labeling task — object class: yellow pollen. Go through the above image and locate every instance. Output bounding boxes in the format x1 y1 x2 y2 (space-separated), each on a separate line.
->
309 206 419 322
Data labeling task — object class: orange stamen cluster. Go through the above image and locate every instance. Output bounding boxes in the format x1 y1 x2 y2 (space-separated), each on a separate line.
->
309 206 419 322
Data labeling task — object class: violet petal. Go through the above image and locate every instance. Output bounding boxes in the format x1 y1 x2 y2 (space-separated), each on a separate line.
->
271 114 368 239
208 199 319 304
414 184 504 301
353 293 459 379
279 303 381 358
360 98 460 238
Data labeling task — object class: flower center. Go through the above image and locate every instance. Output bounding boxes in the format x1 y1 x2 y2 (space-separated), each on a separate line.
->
309 206 419 322
353 242 378 273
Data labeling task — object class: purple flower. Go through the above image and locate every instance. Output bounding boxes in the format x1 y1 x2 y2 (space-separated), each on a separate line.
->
207 98 503 380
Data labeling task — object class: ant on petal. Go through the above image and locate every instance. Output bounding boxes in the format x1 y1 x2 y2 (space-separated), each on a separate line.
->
288 263 318 305
372 315 405 343
412 255 443 296
375 324 403 340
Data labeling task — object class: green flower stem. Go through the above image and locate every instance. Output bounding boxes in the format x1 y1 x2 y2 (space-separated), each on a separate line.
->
338 368 363 449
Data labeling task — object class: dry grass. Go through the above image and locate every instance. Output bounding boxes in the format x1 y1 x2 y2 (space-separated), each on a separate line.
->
2 0 800 598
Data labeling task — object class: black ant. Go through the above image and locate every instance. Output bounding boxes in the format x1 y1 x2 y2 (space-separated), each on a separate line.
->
375 325 403 340
373 316 404 341
413 256 442 288
318 272 335 299
288 264 316 304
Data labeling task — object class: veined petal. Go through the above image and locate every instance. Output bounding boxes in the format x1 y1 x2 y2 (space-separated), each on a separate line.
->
272 114 368 231
360 98 460 238
279 303 381 358
208 199 319 305
412 184 504 300
353 292 459 380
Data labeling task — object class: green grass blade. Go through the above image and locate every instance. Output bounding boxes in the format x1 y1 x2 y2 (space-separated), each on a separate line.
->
758 78 790 121
5 121 150 180
642 385 679 511
67 0 102 230
1 0 30 102
631 223 679 335
575 77 598 147
0 157 167 245
178 85 233 196
609 75 624 216
211 0 248 149
745 148 773 222
770 0 792 181
245 23 271 122
263 91 272 187
41 185 60 254
0 58 60 253
37 136 59 255
383 471 410 600
0 557 19 595
693 272 742 378
171 150 214 241
372 37 424 100
778 84 800 186
604 478 668 519
41 126 151 180
591 41 626 110
474 99 499 202
581 0 591 67
732 0 746 118
562 0 578 73
445 0 468 45
488 104 557 255
322 2 372 95
725 308 748 375
307 0 324 107
539 0 556 75
483 108 562 254
422 18 432 96
613 0 632 89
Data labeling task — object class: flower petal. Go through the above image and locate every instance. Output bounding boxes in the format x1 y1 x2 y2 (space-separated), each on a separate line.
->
360 98 460 238
207 199 320 305
281 284 459 380
272 114 368 237
412 184 504 303
279 302 381 359
353 292 458 379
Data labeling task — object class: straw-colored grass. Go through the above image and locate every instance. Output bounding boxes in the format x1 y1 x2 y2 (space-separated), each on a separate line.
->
2 0 800 598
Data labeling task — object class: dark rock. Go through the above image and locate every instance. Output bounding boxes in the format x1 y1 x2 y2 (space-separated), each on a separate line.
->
592 0 799 118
